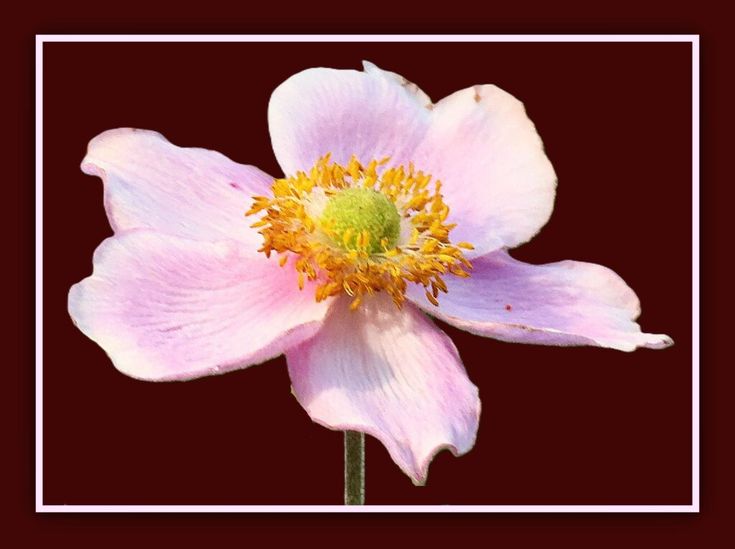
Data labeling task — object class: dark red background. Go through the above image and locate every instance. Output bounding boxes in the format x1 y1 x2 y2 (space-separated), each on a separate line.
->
42 41 692 506
9 0 734 545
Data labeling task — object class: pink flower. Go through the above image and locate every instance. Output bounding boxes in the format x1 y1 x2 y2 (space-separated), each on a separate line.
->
68 62 672 486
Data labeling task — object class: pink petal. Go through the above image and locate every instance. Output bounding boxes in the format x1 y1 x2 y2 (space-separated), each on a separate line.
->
408 250 672 351
81 128 274 246
68 230 332 381
412 85 557 255
268 63 556 258
362 60 433 109
268 65 432 176
286 295 480 485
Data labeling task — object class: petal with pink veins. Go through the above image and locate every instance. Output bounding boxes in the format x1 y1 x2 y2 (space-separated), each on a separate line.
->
81 128 274 246
287 294 480 485
412 84 557 256
68 230 332 381
408 250 673 351
268 66 432 177
268 63 556 258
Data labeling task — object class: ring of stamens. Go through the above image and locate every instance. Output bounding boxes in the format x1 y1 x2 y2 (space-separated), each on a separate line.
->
246 154 474 310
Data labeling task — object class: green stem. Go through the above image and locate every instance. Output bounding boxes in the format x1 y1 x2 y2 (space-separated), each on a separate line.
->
344 430 365 505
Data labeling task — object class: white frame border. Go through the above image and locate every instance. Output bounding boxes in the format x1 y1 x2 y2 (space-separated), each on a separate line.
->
35 34 700 514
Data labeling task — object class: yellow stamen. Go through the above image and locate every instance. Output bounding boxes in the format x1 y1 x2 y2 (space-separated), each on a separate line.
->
425 290 440 307
246 154 474 310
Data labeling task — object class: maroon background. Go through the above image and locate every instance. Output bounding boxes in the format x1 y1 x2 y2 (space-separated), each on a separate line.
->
41 41 692 506
12 3 734 545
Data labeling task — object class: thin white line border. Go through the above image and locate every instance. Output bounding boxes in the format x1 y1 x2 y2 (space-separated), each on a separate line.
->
35 33 700 514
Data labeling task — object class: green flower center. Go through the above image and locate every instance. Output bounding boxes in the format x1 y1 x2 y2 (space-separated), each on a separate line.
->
320 187 401 253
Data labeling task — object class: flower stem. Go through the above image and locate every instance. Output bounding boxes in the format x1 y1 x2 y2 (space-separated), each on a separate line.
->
344 430 365 505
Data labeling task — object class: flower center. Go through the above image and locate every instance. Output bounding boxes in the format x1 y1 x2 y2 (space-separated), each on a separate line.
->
320 188 401 253
246 155 474 310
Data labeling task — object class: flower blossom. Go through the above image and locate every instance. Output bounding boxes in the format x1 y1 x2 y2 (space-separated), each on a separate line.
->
68 61 672 486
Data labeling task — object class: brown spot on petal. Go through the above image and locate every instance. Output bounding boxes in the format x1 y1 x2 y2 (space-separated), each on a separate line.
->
505 304 513 312
399 76 433 110
473 86 483 103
